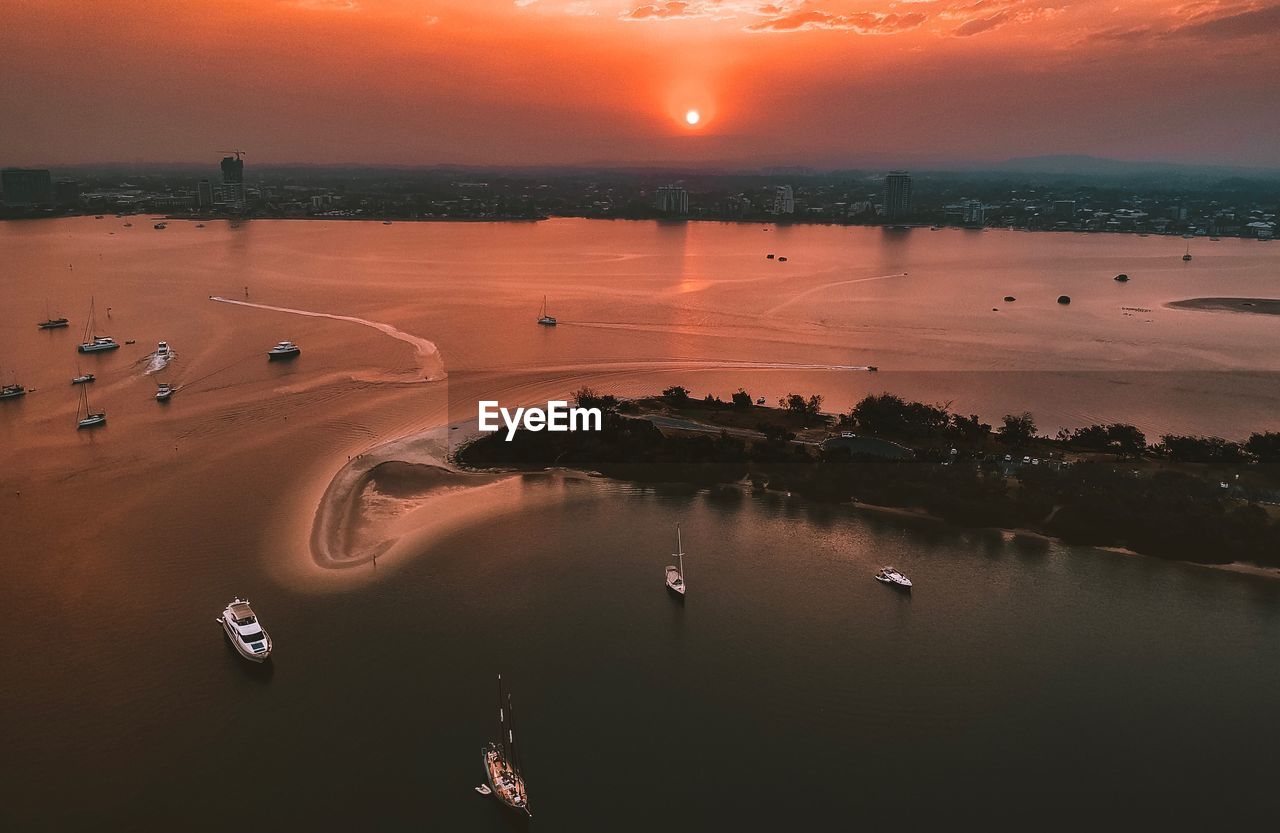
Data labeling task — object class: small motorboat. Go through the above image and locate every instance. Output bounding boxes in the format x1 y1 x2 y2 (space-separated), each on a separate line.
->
474 785 493 796
766 253 775 259
866 366 878 372
218 597 272 662
124 340 136 345
38 317 70 330
875 566 912 590
156 341 170 355
267 340 301 360
154 223 166 230
155 383 174 401
71 373 95 385
1 383 27 400
777 256 788 262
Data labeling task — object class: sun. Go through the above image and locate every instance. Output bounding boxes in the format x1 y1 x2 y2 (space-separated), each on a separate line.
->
685 109 700 126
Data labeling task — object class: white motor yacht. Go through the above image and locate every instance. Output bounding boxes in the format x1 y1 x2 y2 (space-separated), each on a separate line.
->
218 597 272 662
875 566 912 590
155 383 174 401
267 341 301 359
72 373 95 385
156 341 170 355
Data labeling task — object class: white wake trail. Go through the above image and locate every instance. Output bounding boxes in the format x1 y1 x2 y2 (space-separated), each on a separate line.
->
210 296 447 381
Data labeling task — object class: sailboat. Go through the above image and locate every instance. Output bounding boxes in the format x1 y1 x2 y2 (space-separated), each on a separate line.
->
537 296 557 326
77 298 119 353
76 385 106 428
38 299 69 330
483 675 531 817
1183 244 1192 262
665 524 686 596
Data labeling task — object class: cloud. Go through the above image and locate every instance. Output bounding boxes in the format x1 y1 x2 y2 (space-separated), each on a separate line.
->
286 0 361 11
746 9 927 33
1172 2 1280 39
946 1 1064 36
624 1 698 19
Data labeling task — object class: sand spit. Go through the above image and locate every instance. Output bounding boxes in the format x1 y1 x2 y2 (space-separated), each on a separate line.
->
1167 297 1280 316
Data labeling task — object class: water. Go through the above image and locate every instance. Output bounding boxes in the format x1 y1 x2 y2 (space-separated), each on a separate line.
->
2 217 1279 828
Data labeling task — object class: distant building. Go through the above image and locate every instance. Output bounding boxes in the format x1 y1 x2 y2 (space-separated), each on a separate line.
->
54 179 82 209
771 185 794 215
1 168 54 208
962 199 985 226
1053 200 1076 219
881 171 912 221
197 179 214 209
655 185 688 215
220 155 245 212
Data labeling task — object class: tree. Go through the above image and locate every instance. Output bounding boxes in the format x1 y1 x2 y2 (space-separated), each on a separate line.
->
662 385 690 405
731 388 753 409
779 393 823 420
998 412 1037 445
1160 435 1246 464
1247 432 1280 464
573 386 618 410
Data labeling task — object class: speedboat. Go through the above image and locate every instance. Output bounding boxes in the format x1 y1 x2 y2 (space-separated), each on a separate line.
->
155 383 174 401
156 341 170 355
38 317 70 330
875 566 912 590
71 373 95 385
267 341 301 359
154 223 166 230
1 383 26 400
218 597 272 662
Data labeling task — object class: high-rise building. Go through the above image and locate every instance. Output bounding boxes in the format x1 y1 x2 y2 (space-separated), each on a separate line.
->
881 171 912 221
1053 200 1076 219
655 185 689 215
1 168 54 208
771 185 795 215
54 179 82 209
962 199 985 226
220 155 245 212
198 179 214 209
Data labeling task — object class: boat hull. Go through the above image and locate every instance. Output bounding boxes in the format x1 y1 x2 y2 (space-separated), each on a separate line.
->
78 342 119 353
267 350 300 360
77 415 106 429
39 320 70 329
482 744 529 814
221 618 271 663
875 576 912 590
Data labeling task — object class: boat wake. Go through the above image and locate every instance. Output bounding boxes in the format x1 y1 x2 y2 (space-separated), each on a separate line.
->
763 272 906 316
142 351 174 375
210 296 447 381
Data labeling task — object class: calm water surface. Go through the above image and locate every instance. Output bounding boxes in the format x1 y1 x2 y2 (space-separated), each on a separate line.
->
2 218 1279 829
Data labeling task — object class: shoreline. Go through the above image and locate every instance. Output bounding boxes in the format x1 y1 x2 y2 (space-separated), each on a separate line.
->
1166 297 1280 316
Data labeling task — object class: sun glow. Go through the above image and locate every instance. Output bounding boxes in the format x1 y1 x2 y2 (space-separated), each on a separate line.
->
685 109 700 126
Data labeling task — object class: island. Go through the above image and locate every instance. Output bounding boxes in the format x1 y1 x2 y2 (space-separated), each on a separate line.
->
457 386 1280 571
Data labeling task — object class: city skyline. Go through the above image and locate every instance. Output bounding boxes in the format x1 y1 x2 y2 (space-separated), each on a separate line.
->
3 1 1279 169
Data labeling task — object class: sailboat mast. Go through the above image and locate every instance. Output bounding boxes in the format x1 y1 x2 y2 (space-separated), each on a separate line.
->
497 674 508 764
677 524 684 579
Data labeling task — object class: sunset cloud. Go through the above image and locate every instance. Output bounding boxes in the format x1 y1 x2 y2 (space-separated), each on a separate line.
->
745 9 927 33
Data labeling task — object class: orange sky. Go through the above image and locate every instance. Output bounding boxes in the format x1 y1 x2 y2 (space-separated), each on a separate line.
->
2 0 1278 167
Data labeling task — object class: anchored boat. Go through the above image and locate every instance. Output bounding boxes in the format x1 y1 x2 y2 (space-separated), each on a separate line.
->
665 524 686 597
75 385 105 428
77 298 119 353
267 340 300 360
218 597 272 662
482 674 531 817
875 566 912 590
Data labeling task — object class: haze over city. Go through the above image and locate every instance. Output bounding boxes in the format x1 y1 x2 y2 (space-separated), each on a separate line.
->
4 0 1279 168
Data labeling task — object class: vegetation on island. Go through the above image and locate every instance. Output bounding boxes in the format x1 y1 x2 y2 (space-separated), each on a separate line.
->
456 386 1280 569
